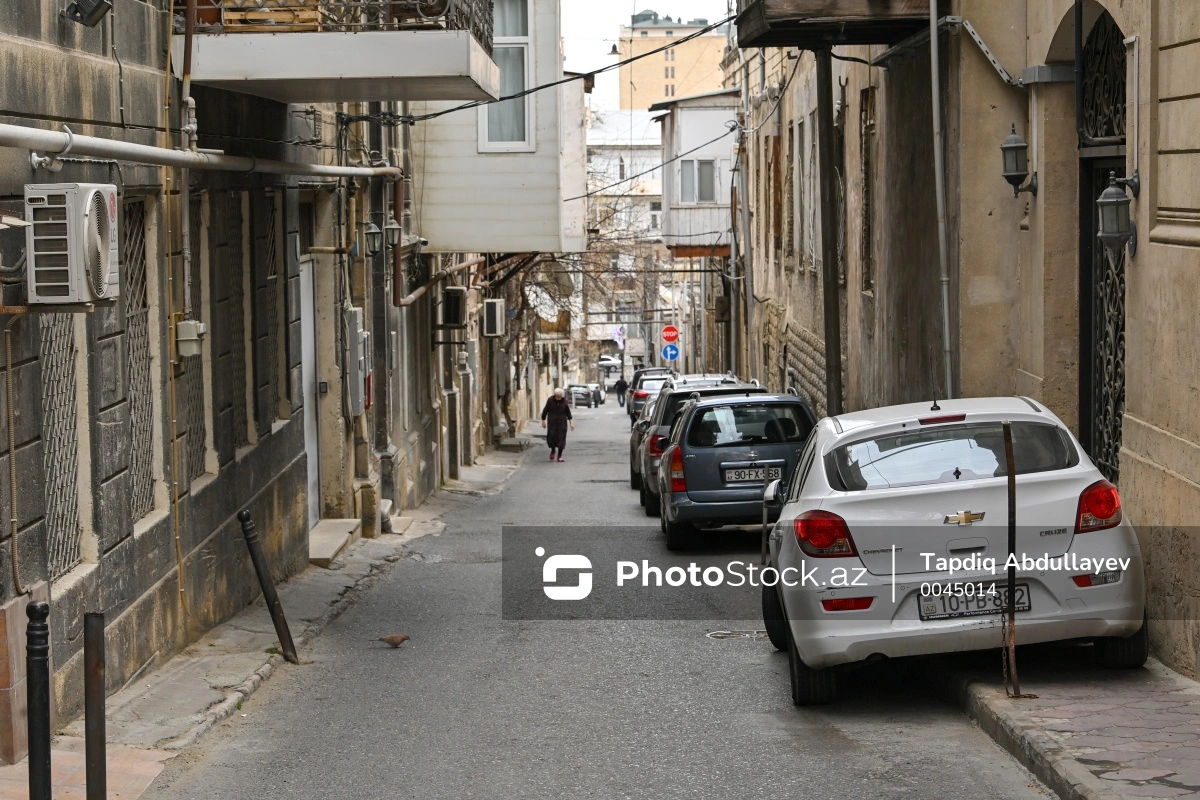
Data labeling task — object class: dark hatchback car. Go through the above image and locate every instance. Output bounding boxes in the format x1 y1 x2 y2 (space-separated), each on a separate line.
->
627 371 671 423
634 382 767 511
654 394 817 550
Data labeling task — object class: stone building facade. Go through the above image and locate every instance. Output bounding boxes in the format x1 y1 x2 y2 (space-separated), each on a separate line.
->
732 0 1200 674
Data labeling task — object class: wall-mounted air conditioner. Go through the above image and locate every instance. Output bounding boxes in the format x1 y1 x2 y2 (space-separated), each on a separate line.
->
25 183 120 304
441 286 467 328
483 299 505 337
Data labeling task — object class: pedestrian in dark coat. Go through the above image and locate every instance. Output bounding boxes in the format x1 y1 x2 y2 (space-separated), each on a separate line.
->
614 377 629 407
541 388 575 462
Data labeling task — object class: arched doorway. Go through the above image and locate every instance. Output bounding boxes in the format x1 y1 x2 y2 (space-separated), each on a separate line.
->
1078 9 1127 483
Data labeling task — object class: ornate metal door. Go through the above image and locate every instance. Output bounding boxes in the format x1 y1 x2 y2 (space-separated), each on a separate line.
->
1078 11 1127 484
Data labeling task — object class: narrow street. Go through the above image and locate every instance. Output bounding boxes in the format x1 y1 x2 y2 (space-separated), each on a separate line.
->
144 406 1049 800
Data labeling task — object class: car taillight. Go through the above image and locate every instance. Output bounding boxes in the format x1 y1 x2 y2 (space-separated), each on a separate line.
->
1072 570 1122 588
633 390 649 399
669 448 686 493
648 435 666 457
821 597 874 612
794 510 857 557
1075 480 1122 532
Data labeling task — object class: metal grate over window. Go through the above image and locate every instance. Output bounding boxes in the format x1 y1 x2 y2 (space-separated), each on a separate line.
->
255 194 282 435
40 314 82 579
181 195 208 483
228 193 249 449
125 200 156 521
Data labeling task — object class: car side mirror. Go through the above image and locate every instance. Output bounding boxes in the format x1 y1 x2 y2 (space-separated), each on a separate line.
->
636 420 651 433
763 478 784 507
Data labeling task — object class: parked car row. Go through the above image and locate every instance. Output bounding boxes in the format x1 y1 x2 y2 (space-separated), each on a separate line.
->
625 388 1149 707
567 383 607 408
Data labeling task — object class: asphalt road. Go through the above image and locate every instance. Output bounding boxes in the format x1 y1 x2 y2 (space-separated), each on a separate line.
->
145 402 1051 800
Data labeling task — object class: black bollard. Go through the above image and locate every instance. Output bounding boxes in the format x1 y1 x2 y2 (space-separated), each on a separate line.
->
237 510 299 664
26 601 51 800
84 612 106 800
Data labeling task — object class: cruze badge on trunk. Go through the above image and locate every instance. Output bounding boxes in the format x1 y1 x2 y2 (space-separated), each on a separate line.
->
944 511 985 525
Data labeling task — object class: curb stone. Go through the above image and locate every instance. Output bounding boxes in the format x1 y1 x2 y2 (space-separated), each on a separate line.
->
932 660 1125 800
158 557 392 750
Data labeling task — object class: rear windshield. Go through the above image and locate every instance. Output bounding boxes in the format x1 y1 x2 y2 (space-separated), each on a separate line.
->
827 421 1079 491
638 378 667 394
687 404 812 448
661 388 763 427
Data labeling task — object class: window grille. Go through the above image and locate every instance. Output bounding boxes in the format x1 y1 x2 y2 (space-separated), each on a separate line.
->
181 194 208 482
40 313 81 579
228 193 250 448
125 200 156 521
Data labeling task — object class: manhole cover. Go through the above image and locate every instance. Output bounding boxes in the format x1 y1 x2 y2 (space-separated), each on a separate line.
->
706 630 769 640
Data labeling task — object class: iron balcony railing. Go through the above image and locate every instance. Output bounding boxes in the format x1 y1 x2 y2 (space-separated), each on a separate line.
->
186 0 493 54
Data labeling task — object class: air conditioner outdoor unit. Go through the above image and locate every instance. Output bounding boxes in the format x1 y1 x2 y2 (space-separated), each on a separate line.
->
25 183 120 304
441 286 467 328
483 299 505 338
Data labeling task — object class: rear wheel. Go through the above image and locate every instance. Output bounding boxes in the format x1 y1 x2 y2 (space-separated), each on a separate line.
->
788 631 836 705
762 582 788 651
644 487 660 517
1094 615 1149 669
630 467 641 491
664 515 692 550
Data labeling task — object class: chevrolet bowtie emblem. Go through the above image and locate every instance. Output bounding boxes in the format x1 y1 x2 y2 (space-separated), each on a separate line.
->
945 511 985 525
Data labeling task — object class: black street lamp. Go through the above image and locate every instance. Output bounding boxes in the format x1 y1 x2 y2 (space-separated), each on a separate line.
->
364 222 383 257
384 217 402 248
1097 170 1139 258
1000 124 1037 197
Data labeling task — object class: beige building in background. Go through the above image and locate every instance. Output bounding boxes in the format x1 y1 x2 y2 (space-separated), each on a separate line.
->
618 9 726 111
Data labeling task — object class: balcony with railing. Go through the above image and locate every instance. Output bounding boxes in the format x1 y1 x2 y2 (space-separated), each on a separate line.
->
174 0 499 104
735 0 929 49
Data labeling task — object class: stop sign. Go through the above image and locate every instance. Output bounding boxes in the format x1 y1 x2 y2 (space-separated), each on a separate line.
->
661 325 680 344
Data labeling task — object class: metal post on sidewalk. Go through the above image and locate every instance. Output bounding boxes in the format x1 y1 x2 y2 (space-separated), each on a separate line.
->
26 600 51 800
1002 421 1022 697
84 612 106 800
237 510 300 665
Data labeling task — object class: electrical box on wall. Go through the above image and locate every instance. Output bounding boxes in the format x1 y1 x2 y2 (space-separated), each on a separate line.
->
343 306 371 417
25 183 120 304
441 286 467 328
483 299 505 337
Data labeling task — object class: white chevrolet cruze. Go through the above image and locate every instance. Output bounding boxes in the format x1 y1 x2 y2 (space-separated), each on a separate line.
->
761 397 1147 705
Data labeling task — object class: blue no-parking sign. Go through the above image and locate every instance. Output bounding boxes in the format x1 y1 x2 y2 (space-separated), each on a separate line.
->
661 343 680 361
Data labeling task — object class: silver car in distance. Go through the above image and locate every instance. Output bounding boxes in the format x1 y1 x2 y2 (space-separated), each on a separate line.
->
761 397 1146 705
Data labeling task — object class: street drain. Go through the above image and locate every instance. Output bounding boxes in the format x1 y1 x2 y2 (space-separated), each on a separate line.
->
706 630 769 640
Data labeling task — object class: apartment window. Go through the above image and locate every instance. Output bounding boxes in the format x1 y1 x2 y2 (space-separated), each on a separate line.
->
640 30 648 36
860 87 877 293
680 160 716 203
481 0 532 151
650 201 662 211
125 198 157 521
650 213 660 229
619 157 626 180
665 30 673 36
670 66 675 79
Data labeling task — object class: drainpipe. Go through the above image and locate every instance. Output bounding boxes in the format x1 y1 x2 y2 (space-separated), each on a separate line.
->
816 49 844 414
736 136 755 380
9 123 401 179
181 0 197 314
929 7 954 400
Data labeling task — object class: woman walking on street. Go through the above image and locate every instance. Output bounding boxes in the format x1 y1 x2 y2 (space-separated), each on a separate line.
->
541 388 575 462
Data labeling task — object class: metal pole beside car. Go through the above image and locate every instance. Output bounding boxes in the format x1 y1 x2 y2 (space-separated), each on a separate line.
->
1002 421 1022 697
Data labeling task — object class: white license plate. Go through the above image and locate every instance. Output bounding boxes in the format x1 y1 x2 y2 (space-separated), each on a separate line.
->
919 583 1031 621
723 467 782 483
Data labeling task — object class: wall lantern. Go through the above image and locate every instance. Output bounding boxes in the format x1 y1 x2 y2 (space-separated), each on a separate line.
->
1097 170 1140 258
64 0 112 27
364 222 383 257
384 217 402 248
1000 124 1037 197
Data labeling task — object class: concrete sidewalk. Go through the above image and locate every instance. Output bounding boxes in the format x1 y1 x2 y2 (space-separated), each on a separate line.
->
938 643 1200 800
0 450 526 799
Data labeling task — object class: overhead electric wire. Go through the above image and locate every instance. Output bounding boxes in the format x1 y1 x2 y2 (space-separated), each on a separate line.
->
396 13 735 125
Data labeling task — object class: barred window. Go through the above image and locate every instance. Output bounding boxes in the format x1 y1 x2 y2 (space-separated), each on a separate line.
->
251 190 284 437
40 313 82 579
178 192 209 485
860 87 877 293
124 199 156 521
